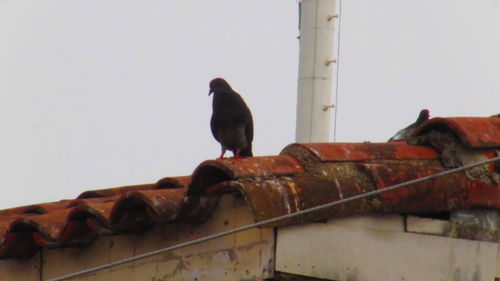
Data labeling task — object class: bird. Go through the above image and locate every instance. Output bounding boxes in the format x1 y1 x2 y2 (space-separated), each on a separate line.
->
388 109 430 142
208 78 253 159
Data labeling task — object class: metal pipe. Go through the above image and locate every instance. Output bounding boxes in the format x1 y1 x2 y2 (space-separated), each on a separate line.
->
296 0 337 142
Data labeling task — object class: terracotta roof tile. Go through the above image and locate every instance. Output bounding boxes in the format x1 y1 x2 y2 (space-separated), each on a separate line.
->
187 155 304 195
358 162 466 213
78 176 191 199
113 188 186 223
413 116 500 148
281 142 439 163
0 115 497 259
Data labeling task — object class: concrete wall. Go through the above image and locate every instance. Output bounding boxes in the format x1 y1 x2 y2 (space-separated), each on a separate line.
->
0 252 40 281
276 215 499 281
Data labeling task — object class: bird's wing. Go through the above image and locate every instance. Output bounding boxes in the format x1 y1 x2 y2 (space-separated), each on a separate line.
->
229 92 254 143
244 108 254 142
211 89 254 144
388 128 407 142
210 114 220 142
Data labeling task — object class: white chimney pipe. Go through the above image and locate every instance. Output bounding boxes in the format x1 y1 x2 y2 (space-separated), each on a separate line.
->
295 0 337 143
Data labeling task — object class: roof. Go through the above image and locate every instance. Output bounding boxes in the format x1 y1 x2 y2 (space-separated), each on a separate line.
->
0 115 498 260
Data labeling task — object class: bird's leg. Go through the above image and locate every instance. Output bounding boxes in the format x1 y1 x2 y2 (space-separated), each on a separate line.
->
233 150 241 159
218 147 226 159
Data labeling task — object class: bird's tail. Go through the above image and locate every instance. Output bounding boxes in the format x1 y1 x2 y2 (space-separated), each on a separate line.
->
239 143 253 157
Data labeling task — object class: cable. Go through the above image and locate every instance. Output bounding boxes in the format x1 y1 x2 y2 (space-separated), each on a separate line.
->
333 0 342 142
46 156 500 281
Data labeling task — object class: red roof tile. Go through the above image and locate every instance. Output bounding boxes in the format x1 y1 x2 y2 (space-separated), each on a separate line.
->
413 116 500 148
281 142 439 162
358 162 466 213
187 155 304 195
0 115 497 259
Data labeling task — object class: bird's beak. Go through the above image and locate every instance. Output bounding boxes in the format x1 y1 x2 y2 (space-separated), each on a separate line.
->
208 89 213 96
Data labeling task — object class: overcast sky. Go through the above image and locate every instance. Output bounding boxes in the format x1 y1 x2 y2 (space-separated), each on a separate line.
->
1 1 499 209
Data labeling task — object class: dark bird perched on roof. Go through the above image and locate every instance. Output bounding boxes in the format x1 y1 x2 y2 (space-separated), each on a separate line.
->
388 109 430 142
209 78 253 159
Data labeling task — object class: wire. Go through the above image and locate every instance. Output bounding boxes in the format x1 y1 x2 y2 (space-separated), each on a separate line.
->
46 156 500 281
333 0 342 142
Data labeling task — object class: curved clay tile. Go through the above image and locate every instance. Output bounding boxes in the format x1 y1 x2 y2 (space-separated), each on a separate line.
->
10 203 102 248
78 183 157 199
357 162 466 213
281 142 438 164
156 176 192 189
187 156 304 195
412 117 500 148
124 188 186 222
108 188 186 234
205 175 375 228
0 231 39 260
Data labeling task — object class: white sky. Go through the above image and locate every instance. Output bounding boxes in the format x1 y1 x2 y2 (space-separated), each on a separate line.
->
1 1 499 209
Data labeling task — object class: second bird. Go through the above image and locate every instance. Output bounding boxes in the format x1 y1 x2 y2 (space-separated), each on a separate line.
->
209 78 253 159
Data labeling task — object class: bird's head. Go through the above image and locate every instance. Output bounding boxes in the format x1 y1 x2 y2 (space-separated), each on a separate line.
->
419 109 430 121
209 77 231 95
